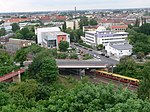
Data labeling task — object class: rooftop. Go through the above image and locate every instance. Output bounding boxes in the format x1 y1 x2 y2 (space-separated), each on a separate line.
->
110 43 133 50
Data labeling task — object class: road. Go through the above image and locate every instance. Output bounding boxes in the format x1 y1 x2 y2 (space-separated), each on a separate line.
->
71 43 118 66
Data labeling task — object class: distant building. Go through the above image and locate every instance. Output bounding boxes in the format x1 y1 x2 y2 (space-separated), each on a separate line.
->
111 25 128 32
83 26 128 47
36 27 70 49
5 38 34 52
66 19 79 30
105 41 133 59
83 25 99 32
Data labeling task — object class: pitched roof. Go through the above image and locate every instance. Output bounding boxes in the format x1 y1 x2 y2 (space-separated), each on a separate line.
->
111 25 128 29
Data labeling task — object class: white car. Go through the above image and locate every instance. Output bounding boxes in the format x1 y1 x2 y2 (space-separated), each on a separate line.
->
96 56 101 59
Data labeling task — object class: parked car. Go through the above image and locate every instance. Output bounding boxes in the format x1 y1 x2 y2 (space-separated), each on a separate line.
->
96 56 101 59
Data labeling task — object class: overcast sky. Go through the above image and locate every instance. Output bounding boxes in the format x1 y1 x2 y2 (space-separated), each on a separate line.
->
0 0 150 12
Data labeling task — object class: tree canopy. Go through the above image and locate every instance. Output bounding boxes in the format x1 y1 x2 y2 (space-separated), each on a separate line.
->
59 41 69 52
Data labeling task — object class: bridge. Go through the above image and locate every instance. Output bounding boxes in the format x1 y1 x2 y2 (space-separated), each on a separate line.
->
0 69 25 82
56 59 117 69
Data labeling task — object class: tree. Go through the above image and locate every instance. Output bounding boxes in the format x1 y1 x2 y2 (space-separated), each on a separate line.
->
11 23 20 32
96 44 104 50
0 28 6 36
138 61 150 100
37 57 58 83
140 23 150 35
57 53 68 59
89 18 98 26
114 56 142 78
0 51 17 76
14 49 27 67
69 53 78 59
79 16 89 29
59 41 69 52
15 27 35 40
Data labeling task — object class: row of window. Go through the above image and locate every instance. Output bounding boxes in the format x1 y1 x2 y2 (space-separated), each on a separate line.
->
102 37 125 41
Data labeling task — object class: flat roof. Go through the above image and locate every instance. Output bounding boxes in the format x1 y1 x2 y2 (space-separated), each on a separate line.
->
110 43 133 50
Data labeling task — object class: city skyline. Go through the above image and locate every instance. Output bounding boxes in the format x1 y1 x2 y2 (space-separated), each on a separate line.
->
0 0 150 13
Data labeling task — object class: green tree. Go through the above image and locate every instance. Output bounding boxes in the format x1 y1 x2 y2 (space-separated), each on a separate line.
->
79 16 89 29
96 44 104 50
89 18 98 26
37 57 58 83
57 52 68 59
14 49 27 67
114 56 142 78
140 23 150 35
69 53 78 59
0 28 6 36
11 23 20 32
59 41 69 52
138 61 150 100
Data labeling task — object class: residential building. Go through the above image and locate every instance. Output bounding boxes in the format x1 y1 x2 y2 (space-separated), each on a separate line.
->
83 26 128 47
111 25 128 32
36 27 70 49
105 41 133 59
66 19 79 30
5 38 34 52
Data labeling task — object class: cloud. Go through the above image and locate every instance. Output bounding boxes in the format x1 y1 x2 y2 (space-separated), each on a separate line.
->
0 0 149 12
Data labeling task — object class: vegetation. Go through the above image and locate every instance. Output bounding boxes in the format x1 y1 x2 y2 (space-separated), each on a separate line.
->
114 56 143 79
0 51 18 76
11 23 20 32
0 78 150 111
83 54 93 60
15 27 35 40
59 41 69 52
127 24 150 55
57 52 68 59
0 28 6 36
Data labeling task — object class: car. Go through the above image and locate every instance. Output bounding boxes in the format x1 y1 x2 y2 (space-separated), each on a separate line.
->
93 54 97 57
101 53 105 56
105 55 109 58
89 49 93 51
96 56 101 59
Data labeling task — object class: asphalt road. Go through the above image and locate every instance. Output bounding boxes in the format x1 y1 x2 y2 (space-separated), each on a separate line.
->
71 43 118 66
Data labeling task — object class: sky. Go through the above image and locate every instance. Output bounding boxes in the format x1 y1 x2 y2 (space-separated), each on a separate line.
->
0 0 150 13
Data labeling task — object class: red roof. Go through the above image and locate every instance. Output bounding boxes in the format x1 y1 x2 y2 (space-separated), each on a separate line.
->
111 25 128 29
5 18 30 23
55 15 66 20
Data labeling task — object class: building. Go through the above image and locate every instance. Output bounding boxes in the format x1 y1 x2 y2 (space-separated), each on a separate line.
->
5 38 34 52
105 41 133 59
66 19 79 30
36 27 70 49
83 25 99 32
111 25 128 32
83 26 128 47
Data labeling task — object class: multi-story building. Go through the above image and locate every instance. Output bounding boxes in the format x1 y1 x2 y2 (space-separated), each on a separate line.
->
84 26 128 47
36 27 70 49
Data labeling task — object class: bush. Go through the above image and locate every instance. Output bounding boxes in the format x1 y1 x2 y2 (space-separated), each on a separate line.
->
69 53 78 59
83 54 93 60
57 53 68 59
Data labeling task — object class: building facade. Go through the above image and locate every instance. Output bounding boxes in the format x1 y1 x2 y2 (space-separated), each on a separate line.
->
36 27 70 49
105 41 133 59
84 26 128 47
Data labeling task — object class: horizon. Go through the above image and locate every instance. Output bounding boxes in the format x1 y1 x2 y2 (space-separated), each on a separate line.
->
0 0 150 13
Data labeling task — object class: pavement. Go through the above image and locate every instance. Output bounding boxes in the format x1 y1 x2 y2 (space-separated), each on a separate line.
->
71 43 119 66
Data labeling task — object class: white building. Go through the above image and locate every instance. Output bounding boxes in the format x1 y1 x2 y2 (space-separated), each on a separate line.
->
84 26 128 47
36 27 70 49
105 41 133 59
